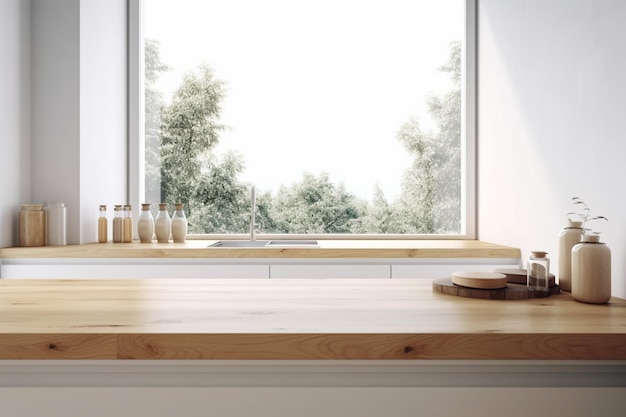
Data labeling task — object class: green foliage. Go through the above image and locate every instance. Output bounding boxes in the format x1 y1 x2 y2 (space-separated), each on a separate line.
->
147 39 463 235
159 65 227 207
266 173 365 234
144 39 169 203
394 41 462 233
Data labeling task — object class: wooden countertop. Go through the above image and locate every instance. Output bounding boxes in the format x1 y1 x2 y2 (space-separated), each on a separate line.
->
0 239 521 259
1 279 624 360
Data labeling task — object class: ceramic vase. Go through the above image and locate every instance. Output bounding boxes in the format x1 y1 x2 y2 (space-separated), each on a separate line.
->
558 220 583 292
571 234 611 304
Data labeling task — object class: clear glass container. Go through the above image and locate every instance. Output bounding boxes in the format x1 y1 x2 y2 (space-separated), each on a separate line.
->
527 251 550 292
19 204 46 247
123 204 133 243
138 203 155 243
112 205 123 243
171 203 187 243
45 201 67 246
98 205 108 243
154 203 171 243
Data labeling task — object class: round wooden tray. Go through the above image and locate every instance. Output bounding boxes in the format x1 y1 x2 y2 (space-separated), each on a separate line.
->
433 277 560 300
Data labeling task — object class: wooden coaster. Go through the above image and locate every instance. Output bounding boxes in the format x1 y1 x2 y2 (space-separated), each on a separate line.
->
451 271 507 289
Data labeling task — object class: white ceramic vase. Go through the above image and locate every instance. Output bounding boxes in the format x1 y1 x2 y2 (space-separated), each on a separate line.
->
571 234 611 304
558 220 583 292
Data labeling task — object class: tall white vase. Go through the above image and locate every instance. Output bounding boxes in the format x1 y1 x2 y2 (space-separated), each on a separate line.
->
558 220 583 292
571 234 611 304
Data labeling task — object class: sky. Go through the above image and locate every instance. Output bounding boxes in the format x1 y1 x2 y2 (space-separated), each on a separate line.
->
144 0 463 202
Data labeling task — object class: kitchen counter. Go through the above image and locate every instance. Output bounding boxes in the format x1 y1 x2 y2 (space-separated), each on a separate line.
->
0 239 520 259
1 278 624 360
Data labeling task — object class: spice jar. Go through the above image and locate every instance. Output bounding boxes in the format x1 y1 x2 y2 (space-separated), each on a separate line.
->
123 205 133 243
98 205 108 243
527 251 550 292
112 205 123 243
19 204 46 247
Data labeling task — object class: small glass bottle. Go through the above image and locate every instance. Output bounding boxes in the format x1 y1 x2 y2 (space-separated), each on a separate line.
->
112 205 123 243
98 205 108 243
171 203 188 243
527 251 550 292
123 205 133 243
19 204 46 247
154 203 171 243
138 203 155 243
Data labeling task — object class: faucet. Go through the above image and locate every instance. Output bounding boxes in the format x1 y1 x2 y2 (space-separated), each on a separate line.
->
250 185 256 241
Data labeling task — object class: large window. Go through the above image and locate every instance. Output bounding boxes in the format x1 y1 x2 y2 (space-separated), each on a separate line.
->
132 0 475 238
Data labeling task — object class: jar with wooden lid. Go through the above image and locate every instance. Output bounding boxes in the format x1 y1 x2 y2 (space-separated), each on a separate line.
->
571 234 611 304
19 204 46 247
123 205 133 243
558 220 583 292
137 203 154 243
171 203 187 243
112 205 123 243
98 205 108 243
154 203 171 243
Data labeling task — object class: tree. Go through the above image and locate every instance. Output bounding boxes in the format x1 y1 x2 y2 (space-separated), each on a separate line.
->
144 39 169 204
159 64 227 208
395 41 462 233
266 173 364 234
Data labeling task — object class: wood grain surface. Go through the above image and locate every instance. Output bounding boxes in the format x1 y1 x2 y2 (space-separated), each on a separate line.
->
1 279 624 360
0 239 521 259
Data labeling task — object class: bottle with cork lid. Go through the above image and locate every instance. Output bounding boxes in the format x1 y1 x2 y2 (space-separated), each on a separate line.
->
138 203 155 243
171 203 187 243
154 203 171 243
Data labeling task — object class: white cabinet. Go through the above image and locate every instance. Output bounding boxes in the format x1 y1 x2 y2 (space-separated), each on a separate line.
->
1 258 520 280
0 260 270 279
270 263 390 279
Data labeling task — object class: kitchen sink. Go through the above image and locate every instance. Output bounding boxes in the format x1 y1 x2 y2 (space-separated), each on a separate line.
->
208 240 318 248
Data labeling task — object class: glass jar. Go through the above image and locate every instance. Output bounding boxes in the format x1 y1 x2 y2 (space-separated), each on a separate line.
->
138 203 155 243
171 203 188 243
98 205 108 243
527 251 550 292
112 205 123 243
45 201 67 246
572 234 611 304
19 204 46 247
558 220 583 292
123 205 133 243
154 203 171 243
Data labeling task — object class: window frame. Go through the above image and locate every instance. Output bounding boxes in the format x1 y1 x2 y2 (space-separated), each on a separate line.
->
128 0 477 240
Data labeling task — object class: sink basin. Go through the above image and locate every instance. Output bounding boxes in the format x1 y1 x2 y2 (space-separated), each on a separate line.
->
208 240 318 248
266 239 319 247
208 240 270 248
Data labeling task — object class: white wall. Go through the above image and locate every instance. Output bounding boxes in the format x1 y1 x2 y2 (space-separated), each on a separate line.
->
0 0 31 247
0 0 129 247
477 0 626 298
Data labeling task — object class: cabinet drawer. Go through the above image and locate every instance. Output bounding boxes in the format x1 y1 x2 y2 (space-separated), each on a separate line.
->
270 264 390 279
